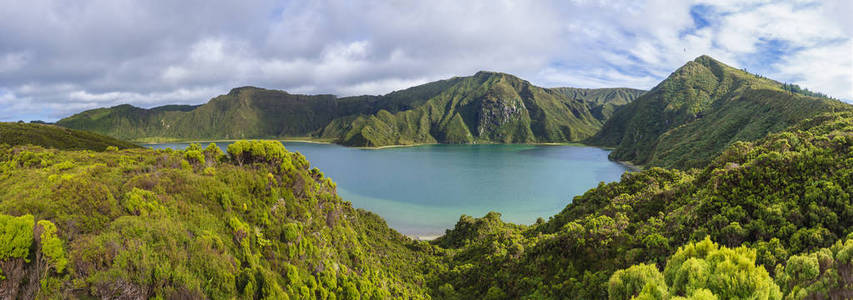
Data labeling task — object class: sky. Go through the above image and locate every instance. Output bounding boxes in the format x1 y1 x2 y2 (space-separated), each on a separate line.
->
0 0 851 121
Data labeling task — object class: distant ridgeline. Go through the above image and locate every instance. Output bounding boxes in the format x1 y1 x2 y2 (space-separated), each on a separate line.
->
57 73 644 147
0 122 139 151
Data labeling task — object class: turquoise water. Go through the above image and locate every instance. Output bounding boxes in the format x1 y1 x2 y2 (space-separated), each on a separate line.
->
144 142 628 237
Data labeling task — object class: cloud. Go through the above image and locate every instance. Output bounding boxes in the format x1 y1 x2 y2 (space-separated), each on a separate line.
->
0 0 850 121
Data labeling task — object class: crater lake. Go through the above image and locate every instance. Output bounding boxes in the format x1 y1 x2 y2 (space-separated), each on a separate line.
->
145 142 629 238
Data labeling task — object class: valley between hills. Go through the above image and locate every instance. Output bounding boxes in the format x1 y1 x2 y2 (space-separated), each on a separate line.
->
1 55 851 299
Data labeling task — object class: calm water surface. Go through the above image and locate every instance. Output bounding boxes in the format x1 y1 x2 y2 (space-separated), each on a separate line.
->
145 142 628 237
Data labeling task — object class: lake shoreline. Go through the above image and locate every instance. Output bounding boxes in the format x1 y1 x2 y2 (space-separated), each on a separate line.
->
140 138 599 150
142 141 631 237
616 160 643 172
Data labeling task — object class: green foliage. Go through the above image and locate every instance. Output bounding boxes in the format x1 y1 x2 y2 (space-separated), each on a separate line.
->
203 142 225 162
0 214 34 261
774 236 853 299
430 111 853 298
661 237 781 299
610 238 782 300
183 149 205 166
608 263 667 300
122 188 167 217
37 220 68 274
0 140 433 299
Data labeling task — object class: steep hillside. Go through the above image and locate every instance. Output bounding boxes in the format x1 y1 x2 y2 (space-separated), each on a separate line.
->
588 55 849 169
0 122 139 151
430 111 853 298
321 72 613 147
57 89 345 142
550 87 645 121
55 83 460 143
0 140 435 299
57 73 641 147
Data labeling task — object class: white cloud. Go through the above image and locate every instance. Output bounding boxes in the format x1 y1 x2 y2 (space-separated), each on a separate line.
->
0 52 30 72
0 0 850 121
774 40 853 100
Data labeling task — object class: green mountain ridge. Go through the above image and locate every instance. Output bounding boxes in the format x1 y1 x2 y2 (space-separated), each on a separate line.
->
56 72 643 146
587 55 849 169
57 55 846 171
321 71 642 146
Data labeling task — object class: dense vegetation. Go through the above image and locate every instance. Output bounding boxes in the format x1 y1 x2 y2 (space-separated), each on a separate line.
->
428 111 853 299
6 55 853 299
56 73 641 147
0 140 436 299
588 55 848 169
4 111 853 298
0 122 139 151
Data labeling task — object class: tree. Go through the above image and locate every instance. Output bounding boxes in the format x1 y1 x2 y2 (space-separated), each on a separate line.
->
35 220 68 284
609 237 782 300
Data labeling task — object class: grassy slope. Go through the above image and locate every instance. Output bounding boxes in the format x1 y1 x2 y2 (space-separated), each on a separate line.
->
0 122 139 151
587 55 849 169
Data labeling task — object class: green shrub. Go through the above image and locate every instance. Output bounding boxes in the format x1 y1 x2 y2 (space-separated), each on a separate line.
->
37 219 68 274
0 214 34 261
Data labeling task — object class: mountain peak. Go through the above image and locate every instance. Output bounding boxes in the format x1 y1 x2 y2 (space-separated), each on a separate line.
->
472 71 531 87
473 70 509 79
692 55 728 69
228 86 270 96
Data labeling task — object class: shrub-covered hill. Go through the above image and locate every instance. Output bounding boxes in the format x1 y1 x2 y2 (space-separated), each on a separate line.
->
0 140 437 299
587 55 849 170
429 111 853 299
0 122 139 151
56 74 642 146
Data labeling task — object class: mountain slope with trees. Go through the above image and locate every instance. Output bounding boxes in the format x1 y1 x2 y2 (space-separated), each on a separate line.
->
56 74 642 146
320 71 633 147
587 55 848 169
